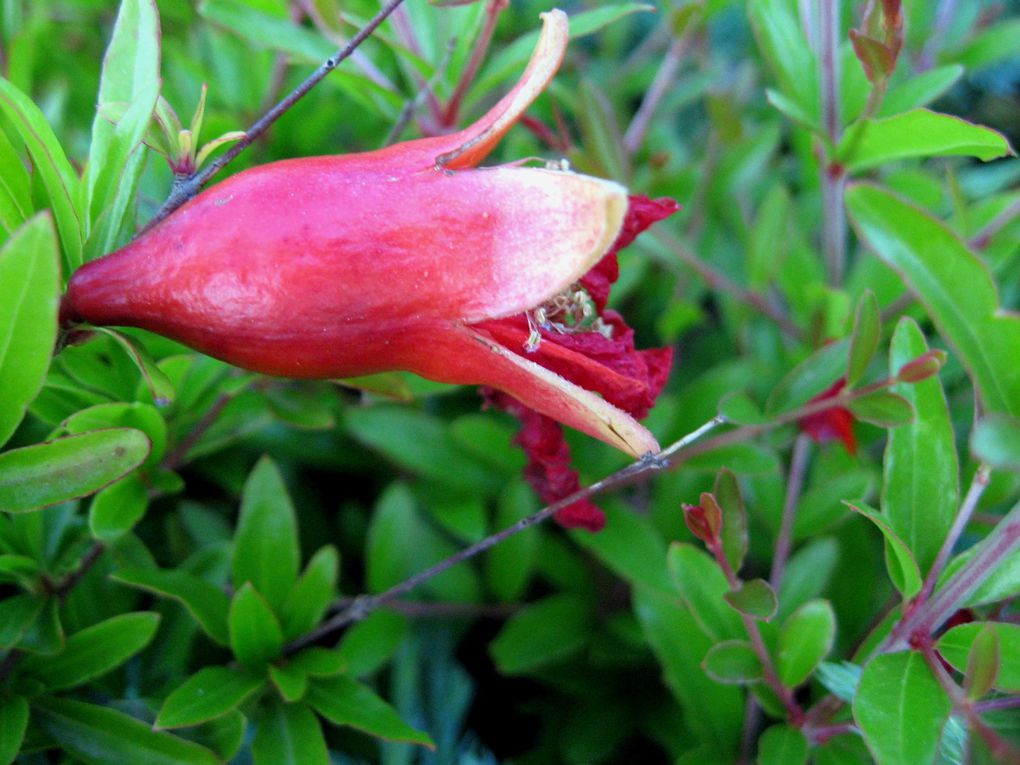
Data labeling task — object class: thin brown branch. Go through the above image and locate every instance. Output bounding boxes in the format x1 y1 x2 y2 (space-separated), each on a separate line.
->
770 434 812 591
442 0 508 127
162 392 234 470
48 542 106 599
623 32 689 155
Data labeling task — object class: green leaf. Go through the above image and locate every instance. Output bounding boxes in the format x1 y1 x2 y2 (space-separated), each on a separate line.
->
0 594 45 649
840 109 1014 171
701 640 762 684
847 290 880 387
853 652 952 765
724 578 777 621
89 473 149 540
0 126 32 237
279 545 338 640
778 600 836 687
32 696 219 765
848 390 914 427
571 502 672 595
766 339 850 415
971 414 1020 472
19 611 159 691
63 401 168 467
268 662 307 702
757 724 809 765
484 479 539 602
879 66 964 117
0 554 38 587
817 660 862 703
489 594 592 675
747 184 791 288
667 543 743 642
111 567 229 645
0 695 27 765
93 328 176 405
229 583 284 668
846 183 1020 418
747 0 819 129
938 622 1020 692
845 502 923 598
884 318 959 573
19 595 63 654
288 646 347 678
252 700 329 765
0 78 83 271
83 0 160 258
233 456 299 613
956 18 1020 69
156 666 263 729
963 623 999 700
306 675 434 748
336 610 408 677
0 429 150 513
0 213 59 449
715 468 748 573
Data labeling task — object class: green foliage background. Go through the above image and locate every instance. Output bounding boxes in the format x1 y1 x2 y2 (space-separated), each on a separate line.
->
0 0 1019 763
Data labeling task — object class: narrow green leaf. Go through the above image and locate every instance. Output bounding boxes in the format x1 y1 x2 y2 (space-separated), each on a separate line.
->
938 622 1020 692
63 401 168 467
485 479 539 602
279 545 338 641
93 328 176 405
229 583 284 668
963 624 1000 700
0 554 38 587
846 183 1020 418
715 468 748 573
489 594 592 675
848 391 914 427
816 660 862 703
847 290 880 387
89 473 149 540
846 502 923 598
971 414 1020 472
747 184 791 288
287 647 347 678
0 429 150 513
0 214 59 449
252 699 329 765
747 0 819 128
702 640 762 684
884 318 959 573
306 675 434 748
0 79 83 270
766 340 850 415
336 610 408 677
32 696 219 765
19 611 159 691
0 695 28 765
724 578 777 621
268 662 307 702
233 457 299 613
0 126 32 236
18 595 63 654
757 724 809 765
111 567 229 645
853 652 952 765
156 666 263 729
0 594 45 649
718 391 768 426
956 18 1020 69
879 66 964 117
667 543 744 641
778 600 836 687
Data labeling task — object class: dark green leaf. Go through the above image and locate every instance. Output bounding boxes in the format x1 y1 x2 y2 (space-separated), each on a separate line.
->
0 213 59 449
17 595 63 654
279 545 338 640
489 593 592 675
288 647 347 678
571 502 672 595
32 696 219 765
0 554 38 587
268 662 307 702
63 401 168 467
848 391 914 427
938 622 1020 692
971 414 1020 472
112 567 229 645
233 457 299 613
853 652 952 765
701 641 762 684
485 479 539 602
847 290 880 387
89 474 149 541
306 675 434 748
667 543 743 641
845 502 922 597
19 611 159 690
0 594 45 649
963 623 1000 700
724 578 777 621
757 724 808 765
156 666 263 729
0 429 150 513
0 695 27 765
336 610 408 677
252 700 329 765
229 583 284 668
778 600 836 687
93 329 176 405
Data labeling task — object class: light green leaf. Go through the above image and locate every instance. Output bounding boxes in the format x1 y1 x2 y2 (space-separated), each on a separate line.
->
757 724 808 765
848 391 914 427
847 290 880 387
279 545 338 641
766 340 850 415
156 666 263 729
111 567 229 645
0 126 32 236
252 700 329 765
667 543 744 642
0 695 28 765
879 66 964 117
233 456 299 613
846 183 1020 417
778 600 836 688
32 696 219 765
853 652 952 765
287 647 346 678
336 611 408 677
724 578 777 621
702 640 762 684
93 328 176 405
229 583 284 668
938 622 1020 692
0 213 59 448
747 0 819 129
19 611 159 691
846 502 923 598
89 473 149 540
0 429 150 513
489 593 592 675
306 675 434 748
63 401 168 467
268 662 307 702
884 318 959 573
971 415 1020 472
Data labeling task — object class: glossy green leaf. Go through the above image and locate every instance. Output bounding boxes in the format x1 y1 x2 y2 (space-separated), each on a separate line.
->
229 583 284 668
724 578 777 621
757 724 808 765
841 109 1013 171
0 213 59 449
847 290 880 387
233 457 299 613
268 662 307 702
846 502 922 598
279 545 338 640
83 0 160 258
489 593 592 675
156 666 263 729
306 675 434 748
63 401 168 467
766 340 850 415
847 183 1020 418
778 600 836 687
971 415 1020 472
0 429 150 513
89 473 149 540
884 318 959 573
0 594 45 649
111 567 229 645
252 700 329 765
19 611 159 690
0 695 27 765
32 696 219 765
848 390 914 427
0 126 32 237
938 622 1020 692
702 640 762 684
853 652 952 765
667 543 743 642
0 79 83 270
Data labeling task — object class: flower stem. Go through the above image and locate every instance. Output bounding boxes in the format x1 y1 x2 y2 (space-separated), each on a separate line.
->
623 32 689 155
770 434 812 592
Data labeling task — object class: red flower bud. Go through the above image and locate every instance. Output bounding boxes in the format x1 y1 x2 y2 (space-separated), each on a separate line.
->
62 11 673 459
683 493 723 546
799 378 857 455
